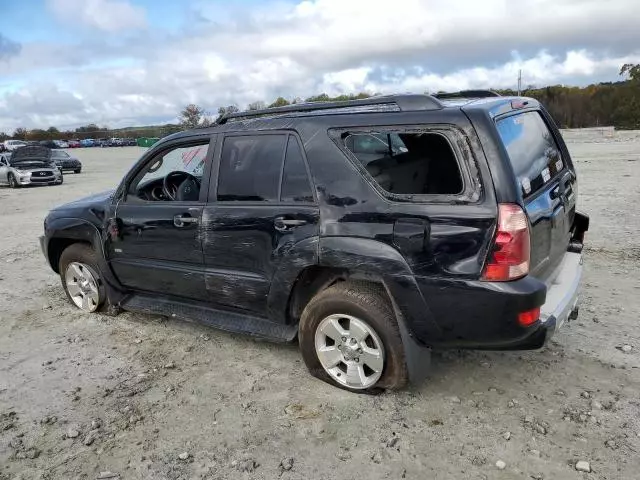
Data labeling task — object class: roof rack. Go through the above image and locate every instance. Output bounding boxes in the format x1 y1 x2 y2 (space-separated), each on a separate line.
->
217 94 444 124
433 90 501 100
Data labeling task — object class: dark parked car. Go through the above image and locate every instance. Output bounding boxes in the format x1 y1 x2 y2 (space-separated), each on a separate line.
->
39 140 61 149
123 138 137 146
51 150 82 173
40 93 588 392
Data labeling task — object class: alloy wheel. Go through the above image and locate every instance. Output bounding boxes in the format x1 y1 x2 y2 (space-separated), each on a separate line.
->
65 262 100 312
314 314 385 389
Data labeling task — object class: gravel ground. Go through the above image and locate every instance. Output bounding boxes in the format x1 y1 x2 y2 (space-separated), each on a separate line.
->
0 132 639 480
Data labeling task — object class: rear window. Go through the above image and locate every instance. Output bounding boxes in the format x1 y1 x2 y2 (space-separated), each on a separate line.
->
496 111 565 198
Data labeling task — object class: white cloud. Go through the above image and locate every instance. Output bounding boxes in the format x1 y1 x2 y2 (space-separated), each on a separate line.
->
47 0 146 32
2 0 640 131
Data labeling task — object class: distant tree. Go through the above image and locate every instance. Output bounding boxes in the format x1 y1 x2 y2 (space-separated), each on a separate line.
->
12 127 27 140
247 101 267 111
28 129 49 141
620 63 640 81
216 105 240 122
0 132 8 141
178 104 207 129
46 126 60 138
267 97 290 108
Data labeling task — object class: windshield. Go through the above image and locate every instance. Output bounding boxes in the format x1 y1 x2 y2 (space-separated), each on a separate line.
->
52 151 70 158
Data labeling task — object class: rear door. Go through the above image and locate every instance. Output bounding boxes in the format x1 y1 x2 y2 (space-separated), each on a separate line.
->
202 132 319 317
496 110 576 280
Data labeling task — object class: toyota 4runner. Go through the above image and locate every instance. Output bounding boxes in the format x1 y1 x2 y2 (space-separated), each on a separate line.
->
40 92 589 392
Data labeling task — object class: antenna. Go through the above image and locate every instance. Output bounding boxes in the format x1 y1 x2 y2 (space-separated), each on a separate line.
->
517 69 522 96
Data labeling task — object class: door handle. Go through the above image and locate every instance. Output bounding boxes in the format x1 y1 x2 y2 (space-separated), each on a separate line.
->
174 214 199 228
274 217 307 231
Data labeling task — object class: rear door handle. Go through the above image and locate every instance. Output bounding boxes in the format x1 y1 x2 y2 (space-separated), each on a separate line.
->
274 217 307 231
174 214 199 228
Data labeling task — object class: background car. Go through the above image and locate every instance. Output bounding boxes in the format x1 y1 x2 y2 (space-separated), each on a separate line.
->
39 140 61 149
3 140 28 151
50 150 82 173
54 140 69 148
0 147 63 188
68 139 81 148
123 138 137 146
80 139 95 147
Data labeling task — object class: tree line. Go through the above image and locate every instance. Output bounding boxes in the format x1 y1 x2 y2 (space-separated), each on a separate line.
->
2 64 638 142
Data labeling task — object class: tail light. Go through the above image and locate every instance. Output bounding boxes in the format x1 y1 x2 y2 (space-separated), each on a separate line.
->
482 204 530 281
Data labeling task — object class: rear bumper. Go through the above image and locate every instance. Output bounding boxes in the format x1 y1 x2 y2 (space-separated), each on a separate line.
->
540 251 582 338
403 251 583 350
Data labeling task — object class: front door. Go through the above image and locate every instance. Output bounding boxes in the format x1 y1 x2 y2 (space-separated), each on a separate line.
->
202 133 319 316
107 137 215 300
0 155 9 184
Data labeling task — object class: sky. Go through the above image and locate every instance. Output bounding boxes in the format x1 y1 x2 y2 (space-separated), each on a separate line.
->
0 0 639 132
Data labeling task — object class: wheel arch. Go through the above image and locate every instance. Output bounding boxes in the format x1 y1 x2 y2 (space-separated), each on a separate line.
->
287 236 439 384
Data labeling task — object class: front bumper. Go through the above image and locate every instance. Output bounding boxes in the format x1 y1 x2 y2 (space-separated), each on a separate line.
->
540 251 583 338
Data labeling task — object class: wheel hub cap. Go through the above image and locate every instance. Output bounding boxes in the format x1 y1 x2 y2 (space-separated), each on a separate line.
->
65 262 100 312
314 314 385 389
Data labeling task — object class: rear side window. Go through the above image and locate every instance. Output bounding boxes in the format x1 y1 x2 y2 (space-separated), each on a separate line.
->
217 135 286 202
342 131 463 196
496 111 565 198
281 136 314 203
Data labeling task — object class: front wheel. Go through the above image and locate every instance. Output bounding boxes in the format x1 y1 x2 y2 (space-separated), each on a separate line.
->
8 173 19 188
74 169 81 174
299 281 408 393
59 244 106 313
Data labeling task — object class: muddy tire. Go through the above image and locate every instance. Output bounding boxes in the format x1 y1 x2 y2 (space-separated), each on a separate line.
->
59 243 106 313
299 281 408 393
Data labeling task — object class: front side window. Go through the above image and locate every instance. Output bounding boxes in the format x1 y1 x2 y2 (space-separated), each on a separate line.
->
342 130 463 196
131 142 210 202
217 135 287 202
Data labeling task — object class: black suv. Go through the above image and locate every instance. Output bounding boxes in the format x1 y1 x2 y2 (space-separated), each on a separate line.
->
39 93 588 392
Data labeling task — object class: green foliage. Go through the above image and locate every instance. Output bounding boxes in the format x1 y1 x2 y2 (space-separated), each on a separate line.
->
179 104 207 130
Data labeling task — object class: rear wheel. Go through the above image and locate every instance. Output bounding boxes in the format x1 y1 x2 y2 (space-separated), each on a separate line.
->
59 244 105 313
8 173 19 188
74 169 81 174
299 281 407 392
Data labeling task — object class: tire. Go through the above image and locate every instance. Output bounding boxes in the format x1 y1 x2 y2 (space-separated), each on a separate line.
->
59 243 106 313
8 173 19 189
58 175 64 185
299 281 408 393
74 169 81 174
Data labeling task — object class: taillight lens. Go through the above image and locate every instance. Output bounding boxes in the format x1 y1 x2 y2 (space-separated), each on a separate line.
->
482 204 530 281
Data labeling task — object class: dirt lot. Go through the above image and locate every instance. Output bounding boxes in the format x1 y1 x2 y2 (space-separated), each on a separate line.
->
1 130 639 480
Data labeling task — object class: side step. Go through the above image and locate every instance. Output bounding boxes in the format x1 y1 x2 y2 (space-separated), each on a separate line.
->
121 294 298 343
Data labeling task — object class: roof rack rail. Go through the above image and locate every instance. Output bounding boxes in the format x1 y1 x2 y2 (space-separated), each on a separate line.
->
217 94 444 124
433 90 501 100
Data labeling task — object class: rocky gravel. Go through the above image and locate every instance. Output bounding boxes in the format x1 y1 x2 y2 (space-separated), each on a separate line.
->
0 132 639 479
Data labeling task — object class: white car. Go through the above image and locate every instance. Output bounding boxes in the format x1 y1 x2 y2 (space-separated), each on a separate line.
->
3 140 28 151
53 140 69 148
0 148 63 188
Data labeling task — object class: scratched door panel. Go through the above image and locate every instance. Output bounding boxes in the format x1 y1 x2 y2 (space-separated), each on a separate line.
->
108 203 207 300
201 205 319 316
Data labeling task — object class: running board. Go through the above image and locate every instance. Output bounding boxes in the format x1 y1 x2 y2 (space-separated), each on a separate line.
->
121 294 298 343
